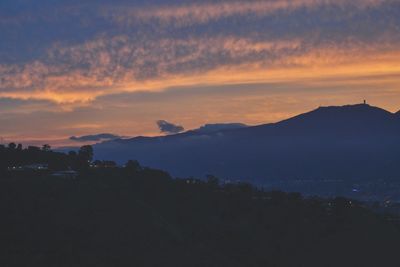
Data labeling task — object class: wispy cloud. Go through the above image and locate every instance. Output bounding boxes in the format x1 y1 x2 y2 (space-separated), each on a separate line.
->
70 133 122 142
104 0 388 27
1 0 399 142
1 35 399 103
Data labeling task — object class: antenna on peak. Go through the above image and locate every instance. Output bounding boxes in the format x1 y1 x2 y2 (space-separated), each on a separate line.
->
363 100 367 105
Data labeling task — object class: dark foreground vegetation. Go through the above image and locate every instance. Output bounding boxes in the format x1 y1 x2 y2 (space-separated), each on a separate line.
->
1 145 400 266
1 170 400 267
0 143 93 172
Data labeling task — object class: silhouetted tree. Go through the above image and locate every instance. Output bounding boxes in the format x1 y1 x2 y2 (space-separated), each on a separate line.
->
125 160 142 172
75 145 93 171
8 143 16 150
0 145 6 172
42 144 51 152
78 145 94 162
66 150 78 170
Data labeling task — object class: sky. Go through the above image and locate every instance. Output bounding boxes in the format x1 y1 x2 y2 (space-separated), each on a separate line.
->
1 0 400 146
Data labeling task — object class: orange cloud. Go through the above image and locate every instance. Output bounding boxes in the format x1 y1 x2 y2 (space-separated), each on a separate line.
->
1 36 399 106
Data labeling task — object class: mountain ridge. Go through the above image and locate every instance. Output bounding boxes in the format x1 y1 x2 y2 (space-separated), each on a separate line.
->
109 104 398 144
94 104 400 190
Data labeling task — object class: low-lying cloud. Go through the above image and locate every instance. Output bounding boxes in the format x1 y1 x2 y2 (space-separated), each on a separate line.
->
70 133 122 142
157 120 185 134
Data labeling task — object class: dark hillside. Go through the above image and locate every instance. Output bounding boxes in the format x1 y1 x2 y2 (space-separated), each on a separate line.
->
1 168 399 267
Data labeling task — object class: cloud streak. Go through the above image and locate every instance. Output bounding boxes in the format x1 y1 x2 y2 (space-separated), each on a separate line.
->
104 0 388 27
70 133 122 142
1 34 399 103
1 0 400 143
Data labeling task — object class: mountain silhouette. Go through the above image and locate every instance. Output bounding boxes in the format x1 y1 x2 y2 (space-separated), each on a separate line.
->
191 123 247 134
94 104 400 190
275 104 398 133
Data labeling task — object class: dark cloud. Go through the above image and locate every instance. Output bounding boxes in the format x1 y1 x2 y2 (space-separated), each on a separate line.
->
70 133 121 142
0 0 399 103
157 120 184 134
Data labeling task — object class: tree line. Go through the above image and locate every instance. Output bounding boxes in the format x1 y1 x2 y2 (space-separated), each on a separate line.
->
0 143 95 172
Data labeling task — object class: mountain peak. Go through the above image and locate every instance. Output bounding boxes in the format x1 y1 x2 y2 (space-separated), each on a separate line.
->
274 103 396 133
316 103 381 111
308 103 393 117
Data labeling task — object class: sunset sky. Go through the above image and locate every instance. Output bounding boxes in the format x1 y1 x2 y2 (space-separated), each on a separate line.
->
1 0 400 146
